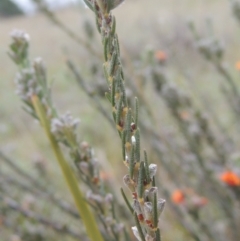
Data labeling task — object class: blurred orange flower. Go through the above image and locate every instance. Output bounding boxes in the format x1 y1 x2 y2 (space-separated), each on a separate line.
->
155 50 167 62
235 61 240 70
171 190 185 204
220 171 240 186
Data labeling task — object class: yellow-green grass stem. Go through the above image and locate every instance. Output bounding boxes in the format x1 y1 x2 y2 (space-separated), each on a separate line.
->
31 95 104 241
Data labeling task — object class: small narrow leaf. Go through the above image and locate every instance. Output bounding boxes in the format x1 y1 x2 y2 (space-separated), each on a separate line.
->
120 188 134 213
109 51 118 76
129 145 135 179
134 97 139 129
144 150 151 184
137 161 145 201
135 130 141 162
153 193 158 228
125 109 132 143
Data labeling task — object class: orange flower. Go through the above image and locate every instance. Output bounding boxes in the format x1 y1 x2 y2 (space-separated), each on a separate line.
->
235 61 240 70
171 190 185 204
155 50 167 62
220 171 240 186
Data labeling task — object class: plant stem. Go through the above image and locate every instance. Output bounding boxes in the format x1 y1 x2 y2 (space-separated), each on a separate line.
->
31 94 104 241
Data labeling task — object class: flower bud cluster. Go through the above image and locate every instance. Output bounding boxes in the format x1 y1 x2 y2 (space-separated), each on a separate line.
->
10 30 52 119
124 169 165 240
14 68 41 104
9 30 30 65
13 57 53 119
87 190 112 204
77 142 124 238
51 113 80 145
120 106 165 240
77 142 100 185
51 117 125 238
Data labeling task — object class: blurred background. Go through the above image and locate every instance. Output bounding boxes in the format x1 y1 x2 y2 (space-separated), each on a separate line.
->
1 0 240 241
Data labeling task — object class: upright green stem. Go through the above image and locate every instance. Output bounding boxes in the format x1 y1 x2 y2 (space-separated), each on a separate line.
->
31 95 104 241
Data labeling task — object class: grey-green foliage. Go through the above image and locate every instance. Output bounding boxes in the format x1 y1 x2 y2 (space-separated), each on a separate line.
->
0 0 23 17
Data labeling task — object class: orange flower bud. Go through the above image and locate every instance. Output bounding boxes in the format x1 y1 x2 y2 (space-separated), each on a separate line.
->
171 190 185 204
220 171 240 186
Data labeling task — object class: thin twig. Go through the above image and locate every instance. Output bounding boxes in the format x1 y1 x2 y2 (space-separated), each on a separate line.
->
0 195 85 240
0 150 79 218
